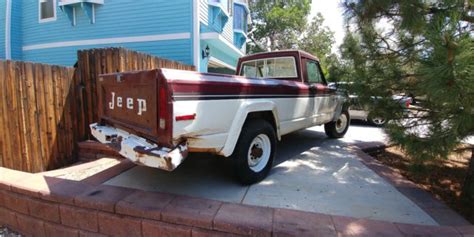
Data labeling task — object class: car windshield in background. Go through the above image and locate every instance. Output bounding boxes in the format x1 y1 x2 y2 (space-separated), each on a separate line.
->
240 57 297 79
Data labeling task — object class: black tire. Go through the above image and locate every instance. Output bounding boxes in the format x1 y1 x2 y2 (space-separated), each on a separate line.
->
232 119 276 185
324 110 350 138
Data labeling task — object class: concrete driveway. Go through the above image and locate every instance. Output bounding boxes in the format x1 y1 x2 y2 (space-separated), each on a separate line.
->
105 122 438 226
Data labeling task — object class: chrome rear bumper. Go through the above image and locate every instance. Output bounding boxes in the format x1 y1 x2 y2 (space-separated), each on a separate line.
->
90 123 188 171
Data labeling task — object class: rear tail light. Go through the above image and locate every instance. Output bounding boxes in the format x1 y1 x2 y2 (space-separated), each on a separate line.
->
405 100 411 108
159 82 168 129
176 114 196 121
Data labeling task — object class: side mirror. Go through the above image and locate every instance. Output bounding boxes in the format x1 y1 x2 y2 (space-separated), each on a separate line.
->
328 83 337 90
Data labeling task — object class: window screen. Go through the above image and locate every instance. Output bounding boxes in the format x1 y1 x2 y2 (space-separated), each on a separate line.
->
40 0 55 20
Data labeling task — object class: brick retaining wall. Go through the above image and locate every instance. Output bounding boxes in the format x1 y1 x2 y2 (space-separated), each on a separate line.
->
1 147 474 236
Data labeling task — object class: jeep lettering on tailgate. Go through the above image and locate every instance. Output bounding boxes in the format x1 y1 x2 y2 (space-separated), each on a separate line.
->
108 92 147 116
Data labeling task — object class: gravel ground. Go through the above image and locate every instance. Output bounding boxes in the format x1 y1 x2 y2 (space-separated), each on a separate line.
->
0 227 20 237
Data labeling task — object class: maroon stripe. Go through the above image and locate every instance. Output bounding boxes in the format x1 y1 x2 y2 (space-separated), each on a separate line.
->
166 75 334 96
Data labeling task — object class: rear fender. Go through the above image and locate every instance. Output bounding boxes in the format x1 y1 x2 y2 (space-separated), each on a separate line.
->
219 101 280 157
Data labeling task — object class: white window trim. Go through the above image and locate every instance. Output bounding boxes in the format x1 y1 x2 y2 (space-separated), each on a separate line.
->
23 33 191 51
5 0 11 59
38 0 57 23
239 56 298 79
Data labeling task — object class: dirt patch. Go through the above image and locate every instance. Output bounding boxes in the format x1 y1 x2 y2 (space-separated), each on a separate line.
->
372 145 473 224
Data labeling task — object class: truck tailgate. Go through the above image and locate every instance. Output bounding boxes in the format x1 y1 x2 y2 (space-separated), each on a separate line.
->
98 70 159 141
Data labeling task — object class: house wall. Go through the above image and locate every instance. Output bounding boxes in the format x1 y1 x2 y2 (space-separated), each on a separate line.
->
20 0 193 66
198 0 246 73
22 39 192 67
11 0 22 60
199 0 245 53
211 44 238 68
0 0 6 59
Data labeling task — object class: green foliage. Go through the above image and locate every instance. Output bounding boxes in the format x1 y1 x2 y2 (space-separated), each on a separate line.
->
341 0 474 163
298 13 336 72
247 0 335 71
248 0 312 52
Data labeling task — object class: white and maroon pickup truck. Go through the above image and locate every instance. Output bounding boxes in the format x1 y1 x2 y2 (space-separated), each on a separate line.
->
90 50 350 184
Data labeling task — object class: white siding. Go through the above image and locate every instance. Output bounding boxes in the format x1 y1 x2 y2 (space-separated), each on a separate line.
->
199 0 208 25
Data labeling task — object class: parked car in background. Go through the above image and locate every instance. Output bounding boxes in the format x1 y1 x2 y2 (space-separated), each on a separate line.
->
328 82 413 126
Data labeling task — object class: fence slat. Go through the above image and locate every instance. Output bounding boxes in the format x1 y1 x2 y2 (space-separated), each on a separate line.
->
0 61 8 168
24 62 43 171
6 61 20 170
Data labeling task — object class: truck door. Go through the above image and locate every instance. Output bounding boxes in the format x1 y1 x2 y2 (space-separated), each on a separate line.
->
303 58 336 125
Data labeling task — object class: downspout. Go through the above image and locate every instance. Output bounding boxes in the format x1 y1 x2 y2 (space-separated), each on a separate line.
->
5 0 12 59
192 0 200 71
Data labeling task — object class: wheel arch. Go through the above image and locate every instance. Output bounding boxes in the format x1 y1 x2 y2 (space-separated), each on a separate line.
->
331 96 351 122
219 101 280 157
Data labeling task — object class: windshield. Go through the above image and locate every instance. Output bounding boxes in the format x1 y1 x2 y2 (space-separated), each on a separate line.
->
240 57 297 79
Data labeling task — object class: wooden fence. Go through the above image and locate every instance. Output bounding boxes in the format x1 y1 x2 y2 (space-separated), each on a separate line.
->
0 48 195 172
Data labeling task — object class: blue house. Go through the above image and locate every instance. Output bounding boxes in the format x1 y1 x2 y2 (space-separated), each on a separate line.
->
0 0 250 73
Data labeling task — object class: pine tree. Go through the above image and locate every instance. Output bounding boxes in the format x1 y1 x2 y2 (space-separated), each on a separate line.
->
341 0 474 201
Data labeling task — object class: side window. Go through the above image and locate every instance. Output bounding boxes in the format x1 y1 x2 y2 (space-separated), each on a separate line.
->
306 60 324 84
39 0 56 23
241 61 257 77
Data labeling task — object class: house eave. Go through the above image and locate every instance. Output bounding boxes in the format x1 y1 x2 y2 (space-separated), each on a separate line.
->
200 32 244 57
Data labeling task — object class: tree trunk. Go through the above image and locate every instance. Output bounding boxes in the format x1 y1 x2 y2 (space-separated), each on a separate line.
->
461 148 474 202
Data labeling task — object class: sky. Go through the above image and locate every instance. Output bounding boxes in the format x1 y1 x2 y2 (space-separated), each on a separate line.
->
309 0 346 53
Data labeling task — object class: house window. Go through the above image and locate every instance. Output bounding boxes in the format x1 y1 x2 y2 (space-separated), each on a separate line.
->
233 3 248 48
233 5 247 32
39 0 57 23
208 0 230 33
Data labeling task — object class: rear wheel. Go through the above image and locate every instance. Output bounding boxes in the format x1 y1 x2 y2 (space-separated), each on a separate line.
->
232 119 276 185
324 110 350 138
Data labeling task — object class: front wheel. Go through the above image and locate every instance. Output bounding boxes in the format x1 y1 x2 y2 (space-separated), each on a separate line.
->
324 110 350 138
232 119 276 185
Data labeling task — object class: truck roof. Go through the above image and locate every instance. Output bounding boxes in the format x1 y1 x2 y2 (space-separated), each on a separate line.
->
239 50 320 62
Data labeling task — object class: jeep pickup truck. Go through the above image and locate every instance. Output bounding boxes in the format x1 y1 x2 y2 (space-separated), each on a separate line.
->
90 50 350 184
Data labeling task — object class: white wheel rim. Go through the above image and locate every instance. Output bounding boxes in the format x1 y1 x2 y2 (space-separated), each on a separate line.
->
335 113 348 133
372 117 385 125
247 134 271 172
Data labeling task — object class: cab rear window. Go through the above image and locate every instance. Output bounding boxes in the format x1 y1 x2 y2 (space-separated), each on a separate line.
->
240 57 297 79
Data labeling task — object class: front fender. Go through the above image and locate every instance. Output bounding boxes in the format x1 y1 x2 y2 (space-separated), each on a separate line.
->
219 101 280 157
332 95 350 122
